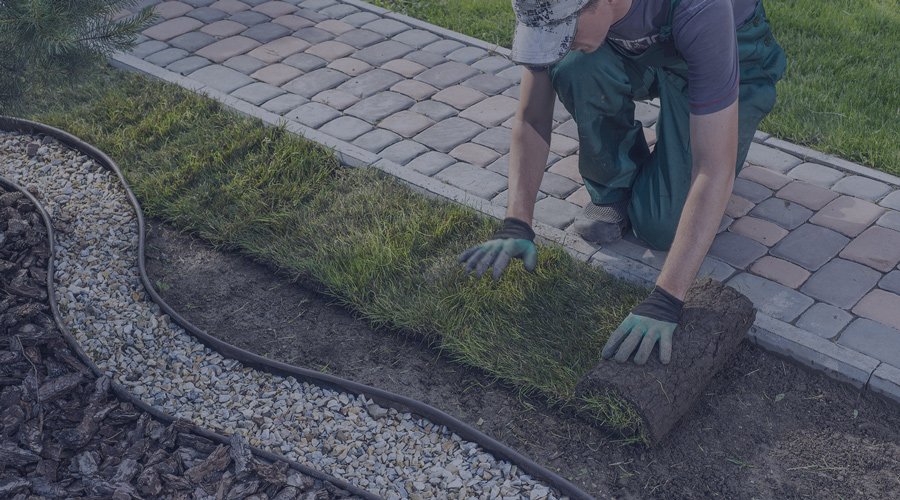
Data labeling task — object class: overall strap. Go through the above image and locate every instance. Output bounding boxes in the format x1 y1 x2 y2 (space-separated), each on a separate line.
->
658 0 683 41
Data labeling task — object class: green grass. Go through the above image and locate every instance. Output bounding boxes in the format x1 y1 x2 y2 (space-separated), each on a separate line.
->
10 64 649 440
371 0 899 174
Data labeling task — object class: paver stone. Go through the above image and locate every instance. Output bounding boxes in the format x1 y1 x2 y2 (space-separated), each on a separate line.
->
169 31 218 52
725 194 755 219
334 28 385 49
154 1 193 19
189 64 254 93
253 1 297 18
447 46 488 64
146 47 189 66
470 127 512 155
340 12 380 27
345 92 414 123
305 40 354 60
462 74 516 96
144 16 204 41
392 29 440 48
201 20 247 37
726 273 814 322
315 19 354 35
211 0 250 13
432 86 487 110
539 172 580 198
732 178 772 204
362 18 410 37
261 93 307 114
228 10 269 27
852 290 900 331
434 163 508 199
131 40 170 58
745 143 802 173
472 55 514 74
449 143 500 167
410 100 457 121
749 256 810 289
337 69 404 98
795 302 853 339
328 57 373 77
250 63 302 85
566 185 592 208
832 176 892 202
415 62 479 88
548 155 580 182
196 36 261 63
248 37 310 63
550 133 579 156
880 191 900 211
458 95 518 127
381 59 427 78
285 101 340 128
810 196 885 237
167 55 212 75
837 319 900 365
775 181 839 210
273 14 314 30
319 116 372 141
534 197 581 229
312 89 359 110
380 140 429 165
389 80 437 100
738 165 791 190
729 216 788 246
839 226 900 272
749 197 813 230
708 232 767 269
352 129 401 153
880 271 900 295
293 27 334 44
282 53 326 71
376 111 434 138
413 118 485 153
282 68 349 97
224 54 267 74
787 162 844 188
770 223 849 271
422 39 465 55
800 258 881 308
231 81 285 105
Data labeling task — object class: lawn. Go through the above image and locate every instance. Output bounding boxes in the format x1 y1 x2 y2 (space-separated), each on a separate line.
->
7 63 650 439
372 0 900 175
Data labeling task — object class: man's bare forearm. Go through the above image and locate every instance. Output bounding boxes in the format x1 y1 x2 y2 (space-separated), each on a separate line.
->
507 118 552 225
656 170 734 300
506 70 556 226
656 101 739 301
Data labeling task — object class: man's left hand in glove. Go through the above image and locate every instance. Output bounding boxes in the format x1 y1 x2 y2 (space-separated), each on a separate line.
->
601 286 684 365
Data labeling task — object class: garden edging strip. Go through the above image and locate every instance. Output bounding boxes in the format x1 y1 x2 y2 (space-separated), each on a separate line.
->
1 116 597 499
0 159 375 500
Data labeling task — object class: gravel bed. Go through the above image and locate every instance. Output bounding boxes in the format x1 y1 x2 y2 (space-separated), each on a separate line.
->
0 181 350 499
0 130 561 500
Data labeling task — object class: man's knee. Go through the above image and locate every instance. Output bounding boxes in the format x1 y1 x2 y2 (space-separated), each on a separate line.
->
630 207 678 251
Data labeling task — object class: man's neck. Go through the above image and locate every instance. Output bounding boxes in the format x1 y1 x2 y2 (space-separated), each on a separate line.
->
613 0 635 23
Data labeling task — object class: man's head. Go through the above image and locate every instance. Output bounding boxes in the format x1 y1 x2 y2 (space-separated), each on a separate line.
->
510 0 629 67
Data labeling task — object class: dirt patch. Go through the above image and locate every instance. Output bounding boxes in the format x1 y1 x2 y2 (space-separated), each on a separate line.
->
145 217 900 499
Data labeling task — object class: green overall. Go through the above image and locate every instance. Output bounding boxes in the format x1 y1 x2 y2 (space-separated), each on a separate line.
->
548 0 786 250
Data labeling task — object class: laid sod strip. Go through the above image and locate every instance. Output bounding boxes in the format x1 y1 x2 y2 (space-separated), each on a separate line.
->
18 66 651 437
370 0 899 174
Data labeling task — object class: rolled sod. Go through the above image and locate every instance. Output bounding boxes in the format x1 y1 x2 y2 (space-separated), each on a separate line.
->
575 279 756 444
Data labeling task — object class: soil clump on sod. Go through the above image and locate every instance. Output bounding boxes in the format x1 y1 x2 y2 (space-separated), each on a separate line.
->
0 182 352 499
145 217 900 499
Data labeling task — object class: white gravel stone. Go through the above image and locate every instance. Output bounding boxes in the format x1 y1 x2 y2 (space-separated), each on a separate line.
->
0 130 563 499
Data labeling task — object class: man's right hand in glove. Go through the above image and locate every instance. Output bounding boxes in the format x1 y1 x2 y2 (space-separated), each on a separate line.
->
457 217 537 281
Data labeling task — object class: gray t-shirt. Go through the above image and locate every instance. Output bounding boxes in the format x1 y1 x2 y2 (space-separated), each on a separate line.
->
608 0 758 115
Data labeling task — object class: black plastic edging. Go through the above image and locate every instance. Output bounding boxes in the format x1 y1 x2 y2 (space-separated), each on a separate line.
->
1 116 597 500
0 173 376 500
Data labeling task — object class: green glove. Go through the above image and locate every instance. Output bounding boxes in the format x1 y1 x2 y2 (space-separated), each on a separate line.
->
457 217 537 281
601 287 684 365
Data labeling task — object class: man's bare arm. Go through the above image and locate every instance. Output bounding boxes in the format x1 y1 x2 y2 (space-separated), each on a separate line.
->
655 100 739 300
506 69 556 226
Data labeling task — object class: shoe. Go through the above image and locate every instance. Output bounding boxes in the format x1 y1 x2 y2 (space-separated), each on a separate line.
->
573 199 630 244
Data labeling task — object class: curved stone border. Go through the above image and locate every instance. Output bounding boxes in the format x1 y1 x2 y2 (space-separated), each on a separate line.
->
0 116 595 499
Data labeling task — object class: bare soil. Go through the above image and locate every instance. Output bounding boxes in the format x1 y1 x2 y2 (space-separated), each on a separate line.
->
145 217 900 500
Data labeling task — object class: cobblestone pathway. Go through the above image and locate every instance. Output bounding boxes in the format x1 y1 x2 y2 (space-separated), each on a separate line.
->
114 0 899 404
